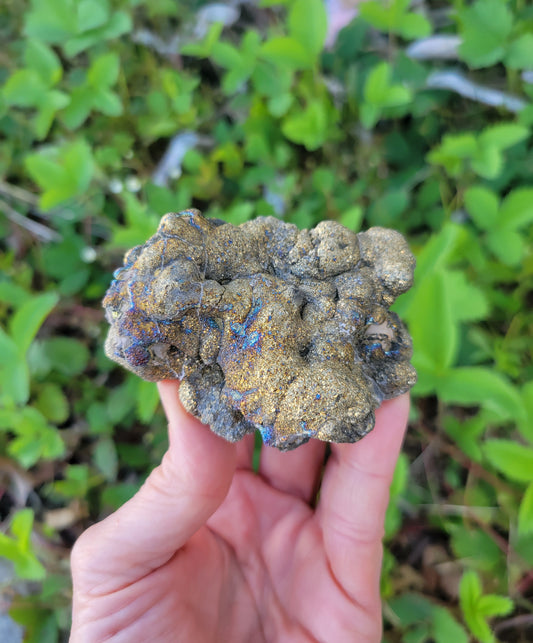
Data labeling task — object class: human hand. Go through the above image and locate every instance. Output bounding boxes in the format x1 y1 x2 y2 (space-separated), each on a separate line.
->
70 381 410 643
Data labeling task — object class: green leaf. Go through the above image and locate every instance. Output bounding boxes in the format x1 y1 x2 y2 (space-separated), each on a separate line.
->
359 103 379 130
432 607 469 643
519 382 533 443
359 0 393 31
282 100 329 150
480 123 529 151
476 594 514 618
241 29 261 60
360 0 430 40
0 327 20 363
388 592 434 628
445 270 489 322
288 0 327 58
93 89 123 117
25 140 94 210
11 508 34 550
34 383 69 424
506 33 533 70
499 188 533 230
427 133 478 176
7 407 65 467
518 482 533 536
267 93 293 117
10 607 58 643
0 509 46 580
222 66 253 95
368 188 409 226
8 292 59 354
484 439 533 482
60 87 93 129
0 281 31 308
33 90 70 139
40 337 90 376
445 415 488 462
399 12 432 40
486 228 523 266
252 61 293 97
414 223 463 277
459 570 494 643
93 437 118 482
211 41 243 70
24 40 62 86
50 464 91 499
404 625 431 643
136 380 160 423
145 183 178 214
180 22 224 58
0 334 31 405
458 0 513 68
438 368 524 421
383 84 412 107
112 193 159 248
471 143 501 179
390 452 409 498
25 152 66 188
101 482 140 510
63 139 94 193
63 10 132 57
340 206 364 232
12 361 31 405
24 0 77 43
408 271 457 373
364 62 392 104
450 524 502 573
88 52 120 88
459 569 482 607
77 0 109 32
260 37 312 70
361 62 412 127
3 70 48 107
218 44 255 92
429 124 528 180
87 402 112 436
464 186 499 230
465 611 493 643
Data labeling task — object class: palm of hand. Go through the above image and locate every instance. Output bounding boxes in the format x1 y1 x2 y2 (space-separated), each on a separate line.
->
71 383 409 643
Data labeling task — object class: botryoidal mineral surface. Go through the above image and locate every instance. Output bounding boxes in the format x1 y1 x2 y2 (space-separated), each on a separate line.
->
103 210 416 450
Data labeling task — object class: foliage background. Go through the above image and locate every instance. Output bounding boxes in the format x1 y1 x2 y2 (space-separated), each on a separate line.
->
0 0 532 641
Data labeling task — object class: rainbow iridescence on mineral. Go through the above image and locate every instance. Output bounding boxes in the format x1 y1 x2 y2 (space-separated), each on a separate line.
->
103 210 416 450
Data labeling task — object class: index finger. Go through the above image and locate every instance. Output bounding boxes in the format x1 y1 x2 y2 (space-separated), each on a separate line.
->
316 394 410 611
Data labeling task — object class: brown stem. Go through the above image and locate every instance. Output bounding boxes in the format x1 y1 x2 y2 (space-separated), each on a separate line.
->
417 422 516 496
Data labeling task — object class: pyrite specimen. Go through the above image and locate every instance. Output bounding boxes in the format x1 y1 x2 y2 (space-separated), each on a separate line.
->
103 210 416 450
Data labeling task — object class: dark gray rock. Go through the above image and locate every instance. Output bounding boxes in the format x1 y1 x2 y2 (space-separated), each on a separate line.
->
103 210 416 450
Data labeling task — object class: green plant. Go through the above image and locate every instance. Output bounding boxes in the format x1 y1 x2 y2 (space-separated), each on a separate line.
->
1 0 532 640
464 185 533 266
459 570 514 643
360 0 431 40
0 509 45 580
3 40 69 139
457 0 533 70
427 124 529 180
360 61 413 128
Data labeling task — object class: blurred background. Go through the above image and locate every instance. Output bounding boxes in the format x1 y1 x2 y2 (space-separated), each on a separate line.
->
0 0 532 641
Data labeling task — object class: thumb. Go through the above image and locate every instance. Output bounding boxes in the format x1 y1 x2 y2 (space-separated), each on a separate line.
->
71 380 237 595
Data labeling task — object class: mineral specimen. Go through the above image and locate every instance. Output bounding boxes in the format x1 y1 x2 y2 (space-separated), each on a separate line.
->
103 210 416 450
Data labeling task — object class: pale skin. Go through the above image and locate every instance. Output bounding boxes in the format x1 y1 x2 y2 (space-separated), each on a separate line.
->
70 381 410 643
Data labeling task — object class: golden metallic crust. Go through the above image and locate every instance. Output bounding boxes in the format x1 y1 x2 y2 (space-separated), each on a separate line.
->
103 210 416 450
